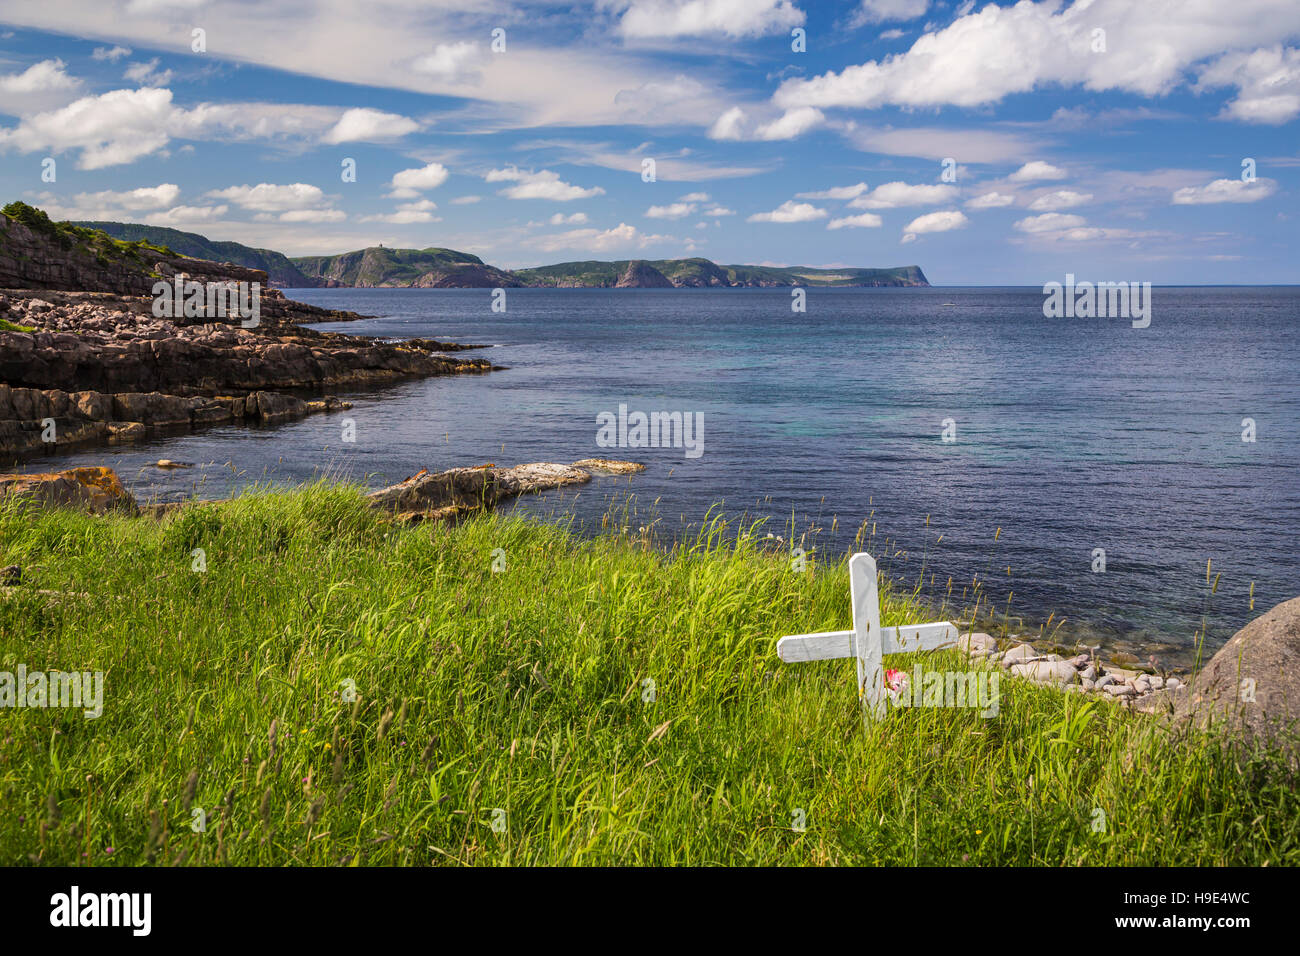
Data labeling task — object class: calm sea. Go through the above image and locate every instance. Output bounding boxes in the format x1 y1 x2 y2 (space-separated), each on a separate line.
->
24 286 1300 664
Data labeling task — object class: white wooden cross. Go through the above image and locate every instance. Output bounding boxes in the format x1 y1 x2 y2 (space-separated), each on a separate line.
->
777 552 960 721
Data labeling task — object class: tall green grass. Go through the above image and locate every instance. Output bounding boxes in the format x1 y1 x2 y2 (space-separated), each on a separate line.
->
0 483 1295 866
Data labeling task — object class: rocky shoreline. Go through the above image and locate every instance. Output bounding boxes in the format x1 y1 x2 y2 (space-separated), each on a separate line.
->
0 286 498 461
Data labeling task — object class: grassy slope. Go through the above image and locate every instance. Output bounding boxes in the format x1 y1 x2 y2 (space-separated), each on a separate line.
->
0 485 1294 866
70 221 314 287
292 247 488 286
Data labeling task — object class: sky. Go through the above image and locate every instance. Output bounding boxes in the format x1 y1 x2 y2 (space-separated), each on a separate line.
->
0 0 1297 284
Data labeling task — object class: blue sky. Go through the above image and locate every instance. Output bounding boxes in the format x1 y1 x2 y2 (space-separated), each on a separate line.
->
0 0 1297 283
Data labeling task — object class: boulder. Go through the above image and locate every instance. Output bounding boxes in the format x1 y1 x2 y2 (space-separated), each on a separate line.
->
366 460 641 520
1173 597 1300 756
0 466 136 515
1010 660 1079 686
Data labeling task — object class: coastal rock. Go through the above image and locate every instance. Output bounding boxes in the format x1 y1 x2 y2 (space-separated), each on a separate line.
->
366 459 642 521
0 466 136 515
1173 597 1300 756
615 260 674 288
570 459 647 475
959 632 998 657
1010 660 1079 686
1002 644 1042 667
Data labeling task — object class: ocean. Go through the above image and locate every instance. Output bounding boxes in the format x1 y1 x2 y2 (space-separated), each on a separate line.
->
23 286 1300 665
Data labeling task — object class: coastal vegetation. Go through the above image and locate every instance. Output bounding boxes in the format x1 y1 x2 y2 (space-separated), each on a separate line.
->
0 483 1295 866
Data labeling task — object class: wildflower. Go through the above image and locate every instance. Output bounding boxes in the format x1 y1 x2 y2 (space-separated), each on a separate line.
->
884 668 909 700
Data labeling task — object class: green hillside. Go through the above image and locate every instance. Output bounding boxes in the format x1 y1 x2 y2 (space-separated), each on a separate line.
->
71 221 316 287
513 257 928 287
292 246 518 288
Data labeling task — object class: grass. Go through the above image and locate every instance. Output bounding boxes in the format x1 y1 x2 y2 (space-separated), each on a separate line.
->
0 482 1296 866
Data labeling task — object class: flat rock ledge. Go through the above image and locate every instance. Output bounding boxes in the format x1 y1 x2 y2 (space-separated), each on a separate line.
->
366 459 645 522
0 289 497 458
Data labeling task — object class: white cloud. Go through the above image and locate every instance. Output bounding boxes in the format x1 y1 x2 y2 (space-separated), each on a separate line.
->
123 58 172 87
534 221 673 253
708 106 748 140
703 204 735 216
1028 189 1093 211
1013 212 1087 233
796 182 869 200
747 200 827 223
848 181 957 208
679 191 709 202
549 211 588 224
208 182 334 213
91 45 132 62
1171 178 1279 204
0 58 79 94
486 166 604 201
775 1 1300 113
849 0 929 26
617 0 804 39
150 204 229 226
754 106 824 140
387 162 451 199
276 209 347 223
901 209 967 242
361 199 440 224
708 105 824 141
410 41 480 81
1008 161 1067 182
966 191 1016 209
827 212 883 229
0 86 174 168
646 202 697 220
1197 46 1300 124
322 108 420 144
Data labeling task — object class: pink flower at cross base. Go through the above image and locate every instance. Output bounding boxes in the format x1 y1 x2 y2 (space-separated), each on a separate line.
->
884 668 909 700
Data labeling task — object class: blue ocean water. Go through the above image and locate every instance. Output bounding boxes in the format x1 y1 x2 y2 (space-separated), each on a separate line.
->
26 286 1300 663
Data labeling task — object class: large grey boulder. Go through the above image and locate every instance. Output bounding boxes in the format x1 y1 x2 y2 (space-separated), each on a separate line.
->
1173 596 1300 757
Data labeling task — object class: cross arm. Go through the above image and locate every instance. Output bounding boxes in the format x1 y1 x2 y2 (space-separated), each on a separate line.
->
776 621 960 663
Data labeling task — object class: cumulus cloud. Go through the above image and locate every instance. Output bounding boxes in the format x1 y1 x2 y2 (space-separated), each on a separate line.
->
646 202 697 220
0 87 174 168
549 211 589 224
616 0 804 39
1013 212 1087 233
0 58 79 94
703 204 735 216
1028 189 1093 211
207 183 343 222
1171 177 1279 204
774 0 1300 115
827 212 883 229
847 181 957 209
901 209 967 242
1197 45 1300 124
361 199 440 224
486 166 604 201
747 200 827 223
123 58 172 87
91 45 132 62
322 108 420 144
410 41 480 81
534 221 673 253
966 191 1016 209
796 182 869 200
1008 161 1067 182
387 162 450 199
708 105 824 141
